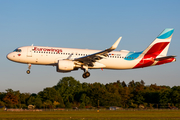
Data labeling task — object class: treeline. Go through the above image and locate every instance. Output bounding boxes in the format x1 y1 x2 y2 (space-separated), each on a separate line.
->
0 77 180 109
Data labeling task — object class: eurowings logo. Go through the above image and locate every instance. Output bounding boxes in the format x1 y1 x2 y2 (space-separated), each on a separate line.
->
34 47 63 53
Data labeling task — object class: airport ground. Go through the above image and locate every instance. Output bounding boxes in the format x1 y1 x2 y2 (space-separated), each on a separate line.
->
0 109 180 120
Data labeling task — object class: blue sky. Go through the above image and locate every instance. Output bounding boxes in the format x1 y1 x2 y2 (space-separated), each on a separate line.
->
1 0 180 93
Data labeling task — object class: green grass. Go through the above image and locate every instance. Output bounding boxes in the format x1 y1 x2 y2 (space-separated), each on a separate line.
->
0 109 180 120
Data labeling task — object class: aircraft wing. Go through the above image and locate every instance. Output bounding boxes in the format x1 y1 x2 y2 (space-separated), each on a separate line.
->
73 37 122 66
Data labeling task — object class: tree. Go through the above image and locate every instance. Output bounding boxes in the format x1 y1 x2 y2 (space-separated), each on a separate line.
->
27 96 36 105
0 101 5 106
3 77 180 109
34 97 42 109
19 93 30 104
119 87 131 107
105 83 119 94
53 101 60 108
159 89 171 108
128 80 135 90
79 102 85 108
55 77 82 103
121 81 127 87
38 87 58 102
0 92 6 101
65 101 72 108
43 100 53 109
171 86 180 106
80 93 91 106
87 82 110 107
3 92 18 106
133 81 145 105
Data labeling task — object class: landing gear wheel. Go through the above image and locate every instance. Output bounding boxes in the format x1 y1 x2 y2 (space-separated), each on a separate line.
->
82 74 86 78
82 72 90 78
85 72 90 77
26 70 30 74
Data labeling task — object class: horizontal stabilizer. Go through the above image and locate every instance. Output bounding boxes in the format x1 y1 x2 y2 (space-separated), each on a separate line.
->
154 56 176 61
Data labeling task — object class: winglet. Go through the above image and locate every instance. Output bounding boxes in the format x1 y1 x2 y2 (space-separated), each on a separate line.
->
110 37 122 50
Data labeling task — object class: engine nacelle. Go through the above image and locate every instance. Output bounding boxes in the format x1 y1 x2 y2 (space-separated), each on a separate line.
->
56 60 75 73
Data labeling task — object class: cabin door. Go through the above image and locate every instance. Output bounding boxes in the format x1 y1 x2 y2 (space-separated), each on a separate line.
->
27 47 32 57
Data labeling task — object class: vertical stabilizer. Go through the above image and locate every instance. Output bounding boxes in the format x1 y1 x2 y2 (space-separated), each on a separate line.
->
142 28 174 57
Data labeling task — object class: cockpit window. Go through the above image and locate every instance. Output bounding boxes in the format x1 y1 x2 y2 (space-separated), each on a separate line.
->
13 49 22 52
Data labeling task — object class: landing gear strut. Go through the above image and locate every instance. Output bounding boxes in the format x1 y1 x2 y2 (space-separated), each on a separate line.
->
81 65 90 79
26 64 31 74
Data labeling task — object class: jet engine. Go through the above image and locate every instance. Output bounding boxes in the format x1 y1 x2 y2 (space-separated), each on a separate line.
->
56 60 75 72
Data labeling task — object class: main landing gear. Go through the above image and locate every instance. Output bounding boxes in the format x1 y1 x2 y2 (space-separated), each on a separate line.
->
82 71 90 78
82 65 90 79
26 64 31 74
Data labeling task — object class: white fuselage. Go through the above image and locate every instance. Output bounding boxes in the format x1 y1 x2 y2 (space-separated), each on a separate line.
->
7 46 141 70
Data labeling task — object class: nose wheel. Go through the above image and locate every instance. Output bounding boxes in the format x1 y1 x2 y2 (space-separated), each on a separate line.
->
26 64 31 74
26 70 30 74
82 72 90 78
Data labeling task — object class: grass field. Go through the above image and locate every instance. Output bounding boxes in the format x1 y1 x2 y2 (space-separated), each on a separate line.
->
0 109 180 120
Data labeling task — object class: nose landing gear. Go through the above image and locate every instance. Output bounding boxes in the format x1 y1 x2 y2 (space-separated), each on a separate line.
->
26 64 31 74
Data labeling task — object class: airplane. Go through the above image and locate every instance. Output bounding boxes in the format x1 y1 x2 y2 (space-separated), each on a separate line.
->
7 28 176 78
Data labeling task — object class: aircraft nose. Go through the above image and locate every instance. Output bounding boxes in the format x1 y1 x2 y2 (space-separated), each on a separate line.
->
7 53 13 60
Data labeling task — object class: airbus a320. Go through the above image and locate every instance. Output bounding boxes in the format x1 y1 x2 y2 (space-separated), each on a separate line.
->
7 28 176 78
